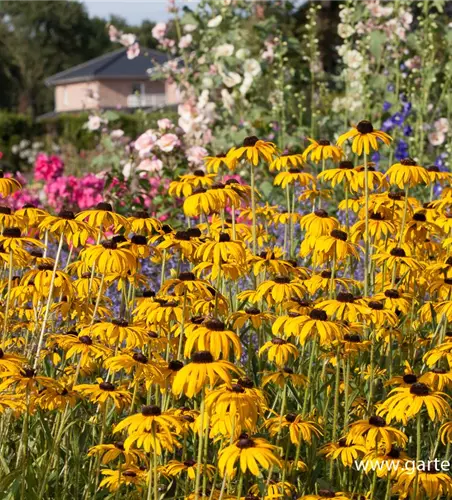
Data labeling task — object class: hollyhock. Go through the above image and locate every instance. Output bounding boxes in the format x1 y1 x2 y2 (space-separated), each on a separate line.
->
178 34 192 49
34 153 64 181
186 146 208 167
108 24 120 42
152 22 167 41
207 15 222 28
127 43 140 60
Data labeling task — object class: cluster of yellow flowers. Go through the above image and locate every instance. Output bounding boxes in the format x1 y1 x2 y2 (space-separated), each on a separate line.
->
1 120 452 499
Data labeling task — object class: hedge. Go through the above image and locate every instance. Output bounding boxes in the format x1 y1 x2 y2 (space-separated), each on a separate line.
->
0 108 179 167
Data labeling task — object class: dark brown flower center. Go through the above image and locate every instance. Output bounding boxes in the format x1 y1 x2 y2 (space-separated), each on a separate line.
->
427 165 440 172
236 433 255 449
96 202 113 211
245 307 260 315
285 413 297 423
231 384 245 393
101 240 117 250
337 292 354 303
203 319 225 331
99 381 115 391
390 248 406 257
339 160 354 169
0 206 11 215
3 227 21 238
218 232 230 242
271 338 287 345
400 157 417 166
318 490 336 498
192 351 214 363
237 377 254 389
368 301 384 310
58 210 75 220
141 405 162 416
314 209 328 218
79 335 93 345
331 229 347 241
369 415 386 427
115 441 125 450
403 374 417 384
413 212 426 222
370 212 384 221
410 382 430 396
384 289 400 299
112 319 129 327
310 309 328 321
184 459 196 467
133 352 148 364
168 360 184 371
131 235 147 245
318 139 330 146
356 120 374 134
193 169 205 177
178 271 196 281
243 136 259 147
344 334 361 342
274 276 291 284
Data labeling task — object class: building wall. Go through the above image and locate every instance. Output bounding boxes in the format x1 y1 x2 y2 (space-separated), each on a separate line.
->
54 82 100 112
54 79 177 111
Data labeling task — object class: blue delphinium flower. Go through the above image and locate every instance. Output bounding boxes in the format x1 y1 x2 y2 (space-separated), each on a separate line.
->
395 139 409 161
383 101 392 112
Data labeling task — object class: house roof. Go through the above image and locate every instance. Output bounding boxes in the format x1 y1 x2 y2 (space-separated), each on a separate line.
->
45 48 168 86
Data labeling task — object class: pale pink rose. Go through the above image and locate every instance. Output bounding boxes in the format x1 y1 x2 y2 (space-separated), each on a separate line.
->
108 25 120 42
138 158 163 175
127 42 140 60
152 22 167 41
157 118 174 130
156 133 180 152
186 146 208 166
435 118 449 134
428 131 446 146
178 34 192 49
134 130 157 157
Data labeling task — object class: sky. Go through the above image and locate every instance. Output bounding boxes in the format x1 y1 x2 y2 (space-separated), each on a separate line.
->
82 0 200 24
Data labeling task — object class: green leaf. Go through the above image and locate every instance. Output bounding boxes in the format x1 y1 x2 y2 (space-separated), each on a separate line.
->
369 30 386 61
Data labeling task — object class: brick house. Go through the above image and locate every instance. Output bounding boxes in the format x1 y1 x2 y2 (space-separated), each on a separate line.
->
45 48 179 113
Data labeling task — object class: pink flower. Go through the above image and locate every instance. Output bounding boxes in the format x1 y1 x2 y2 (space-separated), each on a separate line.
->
152 22 167 41
120 33 136 47
178 34 192 49
34 153 64 181
138 158 163 175
156 133 180 152
134 130 157 158
127 43 140 60
108 25 120 42
428 131 446 146
157 118 174 130
186 146 208 167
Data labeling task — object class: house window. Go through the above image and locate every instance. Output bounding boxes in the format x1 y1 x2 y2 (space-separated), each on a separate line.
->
132 82 145 95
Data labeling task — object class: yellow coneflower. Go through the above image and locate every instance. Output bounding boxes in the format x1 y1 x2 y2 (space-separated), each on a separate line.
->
76 201 129 231
0 170 21 197
346 415 407 452
228 136 277 166
74 379 131 409
259 338 299 367
172 351 241 397
81 240 136 274
385 157 431 189
169 171 216 198
218 433 281 477
269 152 304 171
273 167 314 188
204 152 237 173
264 413 322 444
337 120 392 155
319 437 366 467
302 138 344 163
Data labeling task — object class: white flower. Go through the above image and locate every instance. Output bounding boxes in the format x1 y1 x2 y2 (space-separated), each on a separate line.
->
157 118 174 130
127 43 140 60
338 23 354 38
215 43 234 57
108 25 120 42
202 76 214 89
184 24 197 33
138 158 163 174
428 131 446 146
86 115 106 131
110 129 125 140
207 15 222 28
343 49 363 69
179 34 192 49
221 89 234 112
435 118 449 134
152 22 167 41
222 71 242 88
339 7 352 21
236 48 250 60
243 58 261 77
120 33 136 47
156 133 180 152
122 161 133 179
400 11 413 27
239 74 254 95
